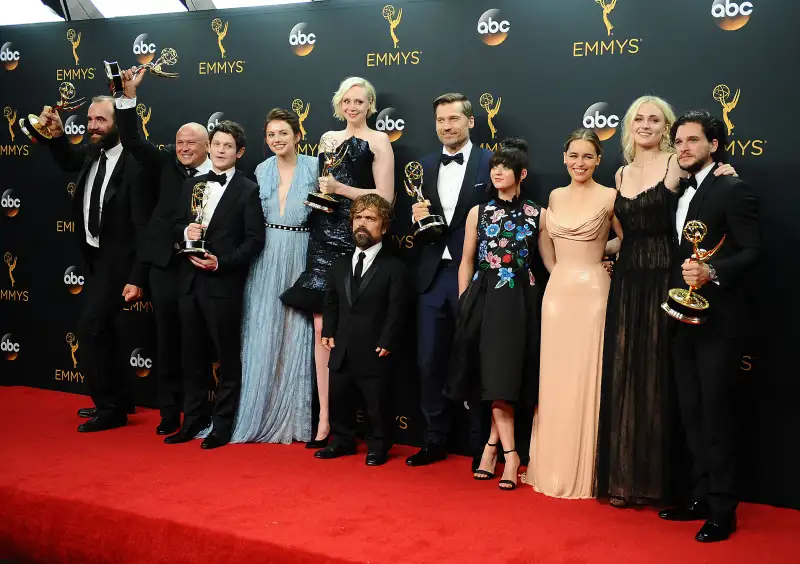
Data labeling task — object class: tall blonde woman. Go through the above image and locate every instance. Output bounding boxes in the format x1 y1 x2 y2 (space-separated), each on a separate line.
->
281 77 395 449
595 96 735 507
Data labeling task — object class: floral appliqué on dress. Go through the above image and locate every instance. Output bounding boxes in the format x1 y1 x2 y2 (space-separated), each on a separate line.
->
476 199 539 289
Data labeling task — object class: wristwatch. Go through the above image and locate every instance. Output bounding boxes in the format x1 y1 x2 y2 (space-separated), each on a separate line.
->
707 264 718 281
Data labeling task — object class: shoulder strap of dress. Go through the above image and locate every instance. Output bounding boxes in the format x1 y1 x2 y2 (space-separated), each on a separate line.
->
619 165 626 189
662 154 675 182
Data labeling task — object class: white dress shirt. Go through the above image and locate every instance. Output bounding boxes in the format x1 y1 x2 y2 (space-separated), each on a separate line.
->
438 140 473 259
352 241 383 275
198 167 235 226
83 142 124 247
675 162 714 239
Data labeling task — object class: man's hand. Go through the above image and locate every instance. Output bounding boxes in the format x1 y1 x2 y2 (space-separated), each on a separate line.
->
318 175 340 195
186 223 206 241
189 252 218 271
682 259 712 288
321 337 335 351
376 347 391 357
39 105 64 137
122 284 143 302
122 67 145 99
412 200 432 223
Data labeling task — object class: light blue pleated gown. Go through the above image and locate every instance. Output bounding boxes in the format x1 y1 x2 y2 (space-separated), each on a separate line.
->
231 154 317 443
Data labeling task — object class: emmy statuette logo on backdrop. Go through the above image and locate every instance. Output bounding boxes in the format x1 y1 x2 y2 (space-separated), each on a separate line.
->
1 41 21 71
4 252 16 288
289 22 316 56
1 252 27 301
56 183 77 234
479 93 502 148
2 189 21 217
477 9 511 46
367 5 421 67
137 104 152 140
63 266 84 295
56 332 83 383
375 108 406 142
130 348 153 377
0 104 28 157
67 29 81 64
200 18 245 74
583 102 619 140
1 333 20 361
4 106 15 142
292 98 318 156
711 0 754 31
57 30 94 81
573 1 640 57
712 84 765 156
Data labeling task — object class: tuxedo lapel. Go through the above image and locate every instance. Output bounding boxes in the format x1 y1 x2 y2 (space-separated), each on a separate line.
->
99 151 127 230
449 147 481 230
354 249 383 303
680 172 716 253
424 156 442 214
343 258 353 307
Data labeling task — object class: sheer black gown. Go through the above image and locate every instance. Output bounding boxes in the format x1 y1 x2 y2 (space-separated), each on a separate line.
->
595 159 678 506
281 136 375 313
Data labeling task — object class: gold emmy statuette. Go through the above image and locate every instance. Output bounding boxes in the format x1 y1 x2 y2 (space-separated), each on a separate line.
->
104 48 179 98
212 18 228 59
4 106 16 143
292 98 309 140
17 82 87 144
480 93 502 140
382 5 402 49
404 161 445 243
177 182 213 255
305 135 348 214
66 332 79 369
67 28 81 65
661 220 726 325
713 84 740 137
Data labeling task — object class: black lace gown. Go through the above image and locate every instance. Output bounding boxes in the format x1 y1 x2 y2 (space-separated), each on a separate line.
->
595 173 678 506
281 136 375 313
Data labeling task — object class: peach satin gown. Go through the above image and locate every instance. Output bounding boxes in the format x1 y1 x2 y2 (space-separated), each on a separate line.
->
525 206 611 499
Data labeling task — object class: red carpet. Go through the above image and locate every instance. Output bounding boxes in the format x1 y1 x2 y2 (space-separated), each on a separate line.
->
0 387 797 564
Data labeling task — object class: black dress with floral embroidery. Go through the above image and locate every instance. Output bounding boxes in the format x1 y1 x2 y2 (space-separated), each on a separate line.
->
444 196 542 405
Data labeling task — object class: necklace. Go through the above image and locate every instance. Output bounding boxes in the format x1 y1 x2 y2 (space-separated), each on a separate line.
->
632 154 659 168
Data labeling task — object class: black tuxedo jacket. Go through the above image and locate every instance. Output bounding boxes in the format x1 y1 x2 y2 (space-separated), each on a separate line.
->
416 146 493 293
322 247 409 375
173 171 265 298
47 135 154 287
117 105 197 270
670 172 761 337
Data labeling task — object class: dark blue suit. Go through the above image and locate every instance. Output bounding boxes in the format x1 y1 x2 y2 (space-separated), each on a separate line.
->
415 145 493 445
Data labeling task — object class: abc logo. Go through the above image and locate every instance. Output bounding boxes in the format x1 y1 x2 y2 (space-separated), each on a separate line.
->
207 111 224 132
129 347 153 377
63 266 84 295
477 9 511 46
1 42 20 71
711 0 753 31
1 333 20 360
375 108 405 142
582 102 619 141
1 189 20 218
64 115 85 144
289 22 316 56
132 33 157 64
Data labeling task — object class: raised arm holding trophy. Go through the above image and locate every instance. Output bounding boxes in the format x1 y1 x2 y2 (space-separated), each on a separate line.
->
18 82 86 144
104 47 179 99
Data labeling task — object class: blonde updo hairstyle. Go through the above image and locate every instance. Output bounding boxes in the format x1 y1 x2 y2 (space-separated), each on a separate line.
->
331 76 378 120
620 95 677 164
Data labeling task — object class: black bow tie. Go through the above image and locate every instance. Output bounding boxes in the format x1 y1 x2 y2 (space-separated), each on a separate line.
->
441 153 464 166
207 171 228 186
681 176 698 190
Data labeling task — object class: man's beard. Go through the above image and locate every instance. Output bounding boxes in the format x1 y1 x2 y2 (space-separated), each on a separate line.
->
679 149 712 175
354 229 377 249
90 124 120 150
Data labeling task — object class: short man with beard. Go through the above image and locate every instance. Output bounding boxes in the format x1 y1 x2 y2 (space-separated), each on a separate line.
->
39 96 155 432
315 194 409 466
659 110 760 542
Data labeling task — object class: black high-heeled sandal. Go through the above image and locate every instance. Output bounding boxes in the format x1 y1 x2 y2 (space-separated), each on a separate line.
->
473 442 498 480
498 449 519 491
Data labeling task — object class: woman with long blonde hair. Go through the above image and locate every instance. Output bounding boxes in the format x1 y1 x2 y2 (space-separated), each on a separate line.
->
595 96 735 507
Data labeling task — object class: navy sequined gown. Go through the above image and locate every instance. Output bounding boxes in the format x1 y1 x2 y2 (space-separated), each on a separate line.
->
282 136 375 313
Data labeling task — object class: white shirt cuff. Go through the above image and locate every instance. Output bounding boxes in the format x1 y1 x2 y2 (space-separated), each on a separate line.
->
115 96 137 110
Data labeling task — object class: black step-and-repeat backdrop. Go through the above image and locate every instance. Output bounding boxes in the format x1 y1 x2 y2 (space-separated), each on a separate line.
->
1 0 798 508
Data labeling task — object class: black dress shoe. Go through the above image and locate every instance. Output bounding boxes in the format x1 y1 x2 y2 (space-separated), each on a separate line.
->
305 436 329 449
405 444 447 466
659 501 711 521
78 406 135 418
164 426 202 444
695 517 736 543
77 414 127 433
156 417 181 436
200 432 229 450
314 444 357 459
366 451 388 466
